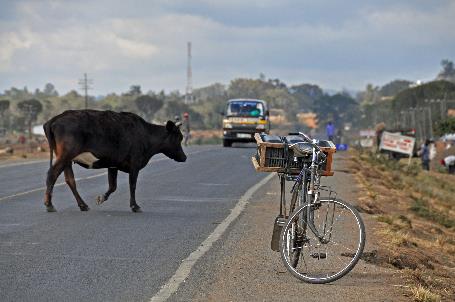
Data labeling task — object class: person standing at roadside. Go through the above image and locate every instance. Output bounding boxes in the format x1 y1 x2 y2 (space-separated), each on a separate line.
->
183 112 191 146
420 139 431 171
326 121 335 141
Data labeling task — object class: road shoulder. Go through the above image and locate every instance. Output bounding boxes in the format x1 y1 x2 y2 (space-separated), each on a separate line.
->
170 153 407 302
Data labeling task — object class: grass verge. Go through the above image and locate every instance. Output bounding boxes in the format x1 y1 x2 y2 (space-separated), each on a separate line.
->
349 149 455 301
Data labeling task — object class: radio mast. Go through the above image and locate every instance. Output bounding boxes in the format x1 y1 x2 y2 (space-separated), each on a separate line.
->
78 73 93 109
185 42 193 104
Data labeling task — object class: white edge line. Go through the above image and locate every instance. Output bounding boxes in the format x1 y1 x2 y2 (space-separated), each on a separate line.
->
149 172 275 302
0 149 212 202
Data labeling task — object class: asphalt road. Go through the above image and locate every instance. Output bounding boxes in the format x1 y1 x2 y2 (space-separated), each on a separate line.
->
0 145 266 302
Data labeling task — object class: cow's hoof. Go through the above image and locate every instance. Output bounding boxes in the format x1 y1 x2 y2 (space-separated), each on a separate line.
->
96 195 105 205
46 205 57 212
131 205 142 213
79 205 90 211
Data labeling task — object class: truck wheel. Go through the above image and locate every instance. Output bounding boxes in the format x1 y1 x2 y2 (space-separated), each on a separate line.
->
223 140 232 147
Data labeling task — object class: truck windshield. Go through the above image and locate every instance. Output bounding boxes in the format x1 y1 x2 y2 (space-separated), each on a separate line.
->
226 101 264 117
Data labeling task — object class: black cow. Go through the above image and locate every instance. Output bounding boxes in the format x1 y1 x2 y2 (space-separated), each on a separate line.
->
43 110 187 213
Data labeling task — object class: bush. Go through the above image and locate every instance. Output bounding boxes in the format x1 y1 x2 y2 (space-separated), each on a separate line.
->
435 117 455 136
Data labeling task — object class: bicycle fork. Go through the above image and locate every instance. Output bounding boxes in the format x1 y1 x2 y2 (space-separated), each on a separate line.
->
293 147 330 244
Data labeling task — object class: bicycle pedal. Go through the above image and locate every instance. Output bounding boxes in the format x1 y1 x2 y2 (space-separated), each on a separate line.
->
310 252 327 259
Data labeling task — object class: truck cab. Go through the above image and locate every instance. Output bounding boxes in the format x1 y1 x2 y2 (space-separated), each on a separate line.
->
222 99 270 147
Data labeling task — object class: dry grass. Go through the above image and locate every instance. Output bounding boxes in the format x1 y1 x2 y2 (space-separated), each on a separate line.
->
350 150 455 301
410 285 441 302
378 228 416 247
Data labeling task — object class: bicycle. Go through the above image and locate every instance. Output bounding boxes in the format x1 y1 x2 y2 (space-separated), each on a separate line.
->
277 133 365 284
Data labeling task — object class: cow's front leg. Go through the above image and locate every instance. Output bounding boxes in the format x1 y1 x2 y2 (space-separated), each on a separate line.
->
96 168 118 205
129 169 141 213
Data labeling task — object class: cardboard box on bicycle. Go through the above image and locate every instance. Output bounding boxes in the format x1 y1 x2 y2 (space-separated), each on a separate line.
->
251 133 336 176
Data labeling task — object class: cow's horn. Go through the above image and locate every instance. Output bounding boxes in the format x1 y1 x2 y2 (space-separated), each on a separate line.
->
175 121 183 127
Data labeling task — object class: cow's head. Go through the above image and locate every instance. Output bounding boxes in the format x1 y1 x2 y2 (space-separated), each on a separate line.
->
162 120 187 162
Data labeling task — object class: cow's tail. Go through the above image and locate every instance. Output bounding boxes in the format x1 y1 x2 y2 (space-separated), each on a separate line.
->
43 121 55 168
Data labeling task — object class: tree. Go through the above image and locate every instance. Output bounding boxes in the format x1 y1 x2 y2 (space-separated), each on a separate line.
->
0 100 9 115
43 83 58 96
437 59 455 83
17 99 43 138
357 83 380 105
263 88 299 122
0 100 10 128
289 83 324 110
193 83 226 101
127 85 142 96
4 86 31 99
155 100 204 128
267 78 287 89
135 94 164 121
227 78 274 99
313 93 359 129
392 80 455 111
435 117 455 136
379 80 412 97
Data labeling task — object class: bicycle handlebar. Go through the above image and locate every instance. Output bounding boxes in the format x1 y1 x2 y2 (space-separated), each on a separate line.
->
297 132 325 155
286 132 327 163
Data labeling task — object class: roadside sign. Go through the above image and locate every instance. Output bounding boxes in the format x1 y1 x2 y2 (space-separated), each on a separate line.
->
379 131 415 156
359 129 376 137
360 138 374 148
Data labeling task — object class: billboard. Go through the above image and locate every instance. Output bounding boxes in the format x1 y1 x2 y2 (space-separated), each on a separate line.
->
379 131 415 156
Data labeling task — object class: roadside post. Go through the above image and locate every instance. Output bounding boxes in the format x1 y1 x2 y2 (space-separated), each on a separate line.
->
359 129 376 149
379 131 416 165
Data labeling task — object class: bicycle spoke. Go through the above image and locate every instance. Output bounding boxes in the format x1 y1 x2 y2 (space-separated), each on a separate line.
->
280 199 365 283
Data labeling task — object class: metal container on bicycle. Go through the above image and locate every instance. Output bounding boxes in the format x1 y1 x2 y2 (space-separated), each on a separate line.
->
251 133 336 176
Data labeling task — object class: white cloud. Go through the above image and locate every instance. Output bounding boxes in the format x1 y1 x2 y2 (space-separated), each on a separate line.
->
0 30 33 71
0 0 454 94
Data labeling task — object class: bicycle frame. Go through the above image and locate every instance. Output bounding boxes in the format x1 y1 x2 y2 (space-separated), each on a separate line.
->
290 145 332 244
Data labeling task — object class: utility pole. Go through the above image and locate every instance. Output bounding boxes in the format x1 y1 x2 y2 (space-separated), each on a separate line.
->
417 108 426 139
185 42 193 104
426 107 433 138
400 111 407 128
410 108 422 140
78 73 93 109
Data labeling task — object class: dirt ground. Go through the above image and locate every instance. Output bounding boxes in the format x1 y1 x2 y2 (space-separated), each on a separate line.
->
171 153 408 302
0 135 49 163
350 151 455 301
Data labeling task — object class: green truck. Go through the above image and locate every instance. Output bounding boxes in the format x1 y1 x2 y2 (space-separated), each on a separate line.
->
221 99 270 147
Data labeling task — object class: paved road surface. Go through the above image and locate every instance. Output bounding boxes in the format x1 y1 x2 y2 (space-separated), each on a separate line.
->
0 145 266 302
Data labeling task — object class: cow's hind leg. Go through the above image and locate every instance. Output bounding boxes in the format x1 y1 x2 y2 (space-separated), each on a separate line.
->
44 159 67 212
64 166 89 211
129 170 141 213
96 168 118 205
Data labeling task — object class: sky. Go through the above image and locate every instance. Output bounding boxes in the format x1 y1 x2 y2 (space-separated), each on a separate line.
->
0 0 454 95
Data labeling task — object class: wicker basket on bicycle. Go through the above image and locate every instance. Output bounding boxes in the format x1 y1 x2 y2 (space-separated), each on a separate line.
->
251 133 336 176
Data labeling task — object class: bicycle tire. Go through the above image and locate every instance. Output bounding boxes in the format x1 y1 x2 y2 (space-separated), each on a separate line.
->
279 197 366 284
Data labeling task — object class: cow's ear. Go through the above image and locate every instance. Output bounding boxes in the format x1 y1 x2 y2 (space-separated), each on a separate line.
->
166 120 176 132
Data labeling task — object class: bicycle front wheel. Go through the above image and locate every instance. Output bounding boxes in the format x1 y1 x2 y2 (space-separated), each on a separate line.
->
279 198 365 284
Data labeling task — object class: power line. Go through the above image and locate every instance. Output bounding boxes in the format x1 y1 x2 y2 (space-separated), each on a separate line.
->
78 73 93 109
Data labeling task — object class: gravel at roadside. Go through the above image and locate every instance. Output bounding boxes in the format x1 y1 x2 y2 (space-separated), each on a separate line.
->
170 153 408 302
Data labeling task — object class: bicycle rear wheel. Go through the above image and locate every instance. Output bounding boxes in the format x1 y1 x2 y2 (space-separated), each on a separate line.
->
279 198 365 284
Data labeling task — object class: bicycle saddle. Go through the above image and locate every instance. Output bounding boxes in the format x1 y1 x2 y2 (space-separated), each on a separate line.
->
290 142 313 157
